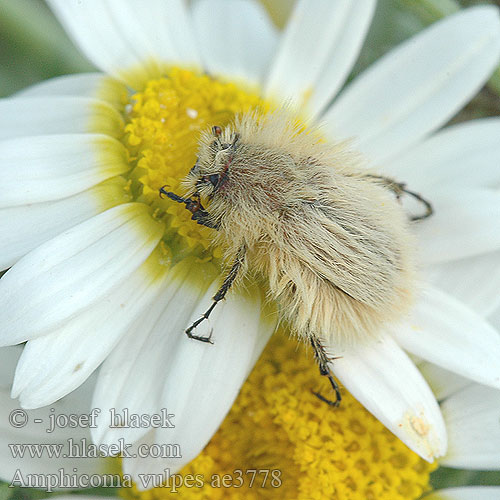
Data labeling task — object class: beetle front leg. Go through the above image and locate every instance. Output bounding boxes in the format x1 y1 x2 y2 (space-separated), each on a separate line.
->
159 187 219 229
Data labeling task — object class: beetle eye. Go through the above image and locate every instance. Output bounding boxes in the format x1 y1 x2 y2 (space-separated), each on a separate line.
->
208 174 219 187
201 174 219 188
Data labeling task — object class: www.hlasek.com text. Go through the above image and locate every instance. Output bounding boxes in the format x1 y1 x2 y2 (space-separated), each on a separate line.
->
9 438 181 459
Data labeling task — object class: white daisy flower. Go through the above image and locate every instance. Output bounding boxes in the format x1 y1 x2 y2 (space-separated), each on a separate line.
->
1 0 500 481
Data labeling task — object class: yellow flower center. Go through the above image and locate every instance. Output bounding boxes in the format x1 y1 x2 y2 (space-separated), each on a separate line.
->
120 332 436 500
108 68 266 263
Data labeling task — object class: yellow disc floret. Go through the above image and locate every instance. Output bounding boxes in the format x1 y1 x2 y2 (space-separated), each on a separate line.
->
121 68 266 262
120 332 436 500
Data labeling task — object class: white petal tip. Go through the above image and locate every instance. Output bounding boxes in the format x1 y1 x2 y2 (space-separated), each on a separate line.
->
398 411 446 461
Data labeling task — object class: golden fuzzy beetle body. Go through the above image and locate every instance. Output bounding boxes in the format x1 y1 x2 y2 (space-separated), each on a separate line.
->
162 110 422 405
185 112 414 347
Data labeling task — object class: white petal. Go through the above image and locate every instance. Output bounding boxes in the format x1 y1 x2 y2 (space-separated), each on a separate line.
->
94 269 277 448
0 203 163 346
91 258 211 446
123 283 267 477
48 0 201 87
0 393 106 486
0 97 123 140
265 0 375 116
122 429 158 488
425 487 500 500
323 7 500 164
3 374 97 441
0 178 130 270
15 73 105 98
16 73 130 111
418 362 472 402
0 348 105 484
333 335 447 461
0 134 129 208
103 0 201 70
383 118 500 191
0 346 23 389
427 250 500 317
490 306 500 332
193 0 278 86
415 188 500 264
12 257 169 409
392 286 500 390
440 384 500 469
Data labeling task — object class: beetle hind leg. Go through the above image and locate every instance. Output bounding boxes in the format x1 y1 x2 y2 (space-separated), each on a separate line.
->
310 335 342 407
364 175 434 221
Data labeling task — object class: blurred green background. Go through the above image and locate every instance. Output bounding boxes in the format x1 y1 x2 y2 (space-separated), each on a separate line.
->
0 0 499 498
